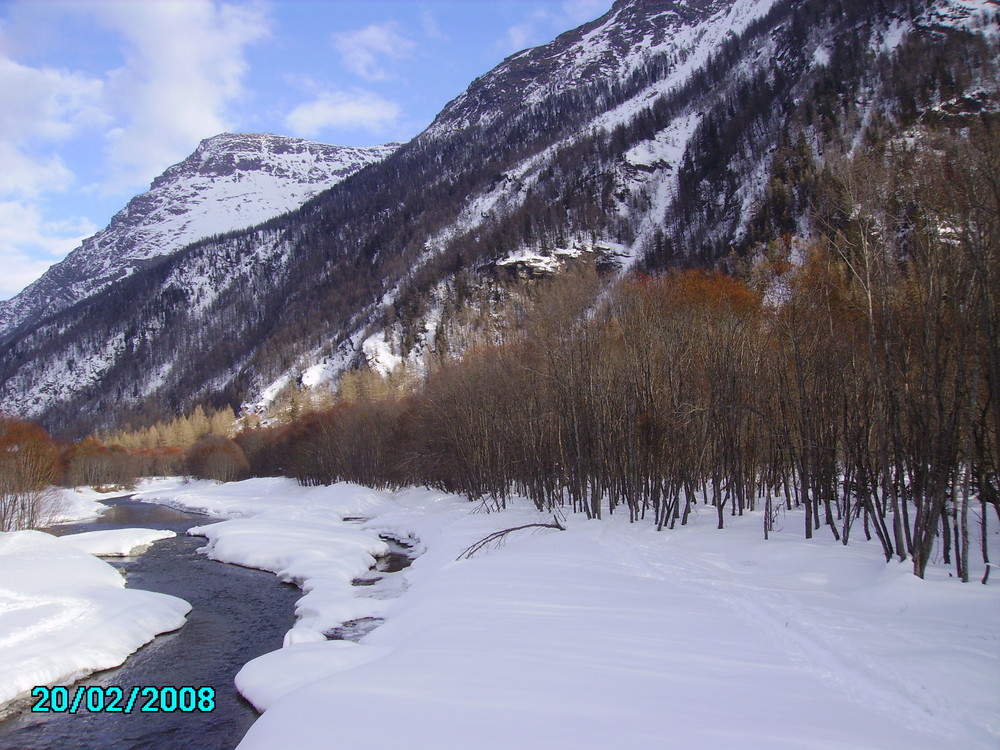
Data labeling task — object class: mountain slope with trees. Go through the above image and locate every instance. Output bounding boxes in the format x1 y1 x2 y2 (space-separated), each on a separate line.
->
236 119 1000 581
0 0 995 443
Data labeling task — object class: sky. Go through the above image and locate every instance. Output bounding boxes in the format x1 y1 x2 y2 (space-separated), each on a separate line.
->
0 0 613 301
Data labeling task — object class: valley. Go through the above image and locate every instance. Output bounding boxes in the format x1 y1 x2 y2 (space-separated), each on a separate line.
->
0 1 998 748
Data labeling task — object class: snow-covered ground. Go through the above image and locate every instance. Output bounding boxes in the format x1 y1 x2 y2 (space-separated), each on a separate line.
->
58 528 176 557
133 478 999 750
0 529 190 708
45 486 126 525
140 479 397 647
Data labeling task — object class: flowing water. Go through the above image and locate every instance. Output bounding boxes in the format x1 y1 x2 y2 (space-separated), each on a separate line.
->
0 497 300 750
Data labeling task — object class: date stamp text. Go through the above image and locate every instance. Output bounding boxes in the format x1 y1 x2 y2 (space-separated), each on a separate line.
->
30 685 216 714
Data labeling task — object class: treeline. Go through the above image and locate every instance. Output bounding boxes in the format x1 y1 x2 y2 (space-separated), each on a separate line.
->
240 124 997 581
0 405 249 530
0 420 64 531
0 418 180 530
102 405 237 450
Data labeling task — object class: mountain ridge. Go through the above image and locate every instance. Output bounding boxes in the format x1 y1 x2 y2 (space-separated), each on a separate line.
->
0 133 397 342
0 0 996 438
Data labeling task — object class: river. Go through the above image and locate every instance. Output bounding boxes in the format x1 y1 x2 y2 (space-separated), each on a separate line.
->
0 496 301 750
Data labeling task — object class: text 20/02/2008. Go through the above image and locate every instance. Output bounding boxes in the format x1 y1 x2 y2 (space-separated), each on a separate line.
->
30 685 215 714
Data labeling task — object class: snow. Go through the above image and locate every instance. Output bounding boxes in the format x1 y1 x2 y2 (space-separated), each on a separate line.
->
625 112 701 169
623 112 702 259
140 478 398 644
587 0 780 138
876 19 912 53
191 516 390 645
0 135 397 340
132 478 998 750
495 247 585 274
248 327 370 419
235 640 389 712
58 528 176 557
137 477 392 521
0 530 190 708
44 486 133 526
252 372 294 415
926 0 1000 37
300 360 336 389
361 335 403 379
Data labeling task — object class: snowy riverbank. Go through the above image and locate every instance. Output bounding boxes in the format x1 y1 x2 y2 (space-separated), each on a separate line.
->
134 477 999 750
0 529 190 708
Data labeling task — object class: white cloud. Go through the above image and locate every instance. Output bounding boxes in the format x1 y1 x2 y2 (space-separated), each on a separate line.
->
499 10 551 55
0 143 74 199
0 0 271 300
420 10 448 43
0 54 105 201
332 22 417 81
0 56 106 144
0 201 96 299
91 0 271 191
284 89 401 138
0 28 105 297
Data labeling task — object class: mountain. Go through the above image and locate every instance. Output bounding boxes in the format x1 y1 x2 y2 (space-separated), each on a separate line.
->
0 134 397 342
0 0 996 437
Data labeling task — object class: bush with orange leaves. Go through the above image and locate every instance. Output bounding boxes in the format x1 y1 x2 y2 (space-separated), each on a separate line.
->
0 418 62 530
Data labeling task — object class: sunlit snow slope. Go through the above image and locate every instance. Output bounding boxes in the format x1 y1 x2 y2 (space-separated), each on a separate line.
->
0 134 397 341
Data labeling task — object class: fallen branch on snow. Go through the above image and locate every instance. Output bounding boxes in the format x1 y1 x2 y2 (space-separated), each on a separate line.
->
457 517 566 560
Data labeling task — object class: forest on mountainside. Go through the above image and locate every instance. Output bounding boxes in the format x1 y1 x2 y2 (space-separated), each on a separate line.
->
1 1 997 584
1 107 996 584
230 120 999 581
6 111 993 581
6 0 995 438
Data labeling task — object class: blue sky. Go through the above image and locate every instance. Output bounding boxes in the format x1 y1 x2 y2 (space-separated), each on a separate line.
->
0 0 613 300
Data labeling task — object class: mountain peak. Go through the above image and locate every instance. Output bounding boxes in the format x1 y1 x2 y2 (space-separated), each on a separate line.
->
151 132 394 189
0 134 398 341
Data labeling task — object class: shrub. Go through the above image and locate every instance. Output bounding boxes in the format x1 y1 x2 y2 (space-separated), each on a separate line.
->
185 435 250 483
0 419 61 530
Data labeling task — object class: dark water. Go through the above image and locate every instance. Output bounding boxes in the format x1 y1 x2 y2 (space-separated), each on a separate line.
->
0 497 301 750
329 534 415 642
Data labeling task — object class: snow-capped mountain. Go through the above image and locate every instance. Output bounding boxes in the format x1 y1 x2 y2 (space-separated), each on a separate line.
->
0 134 397 341
0 0 996 437
427 0 761 137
